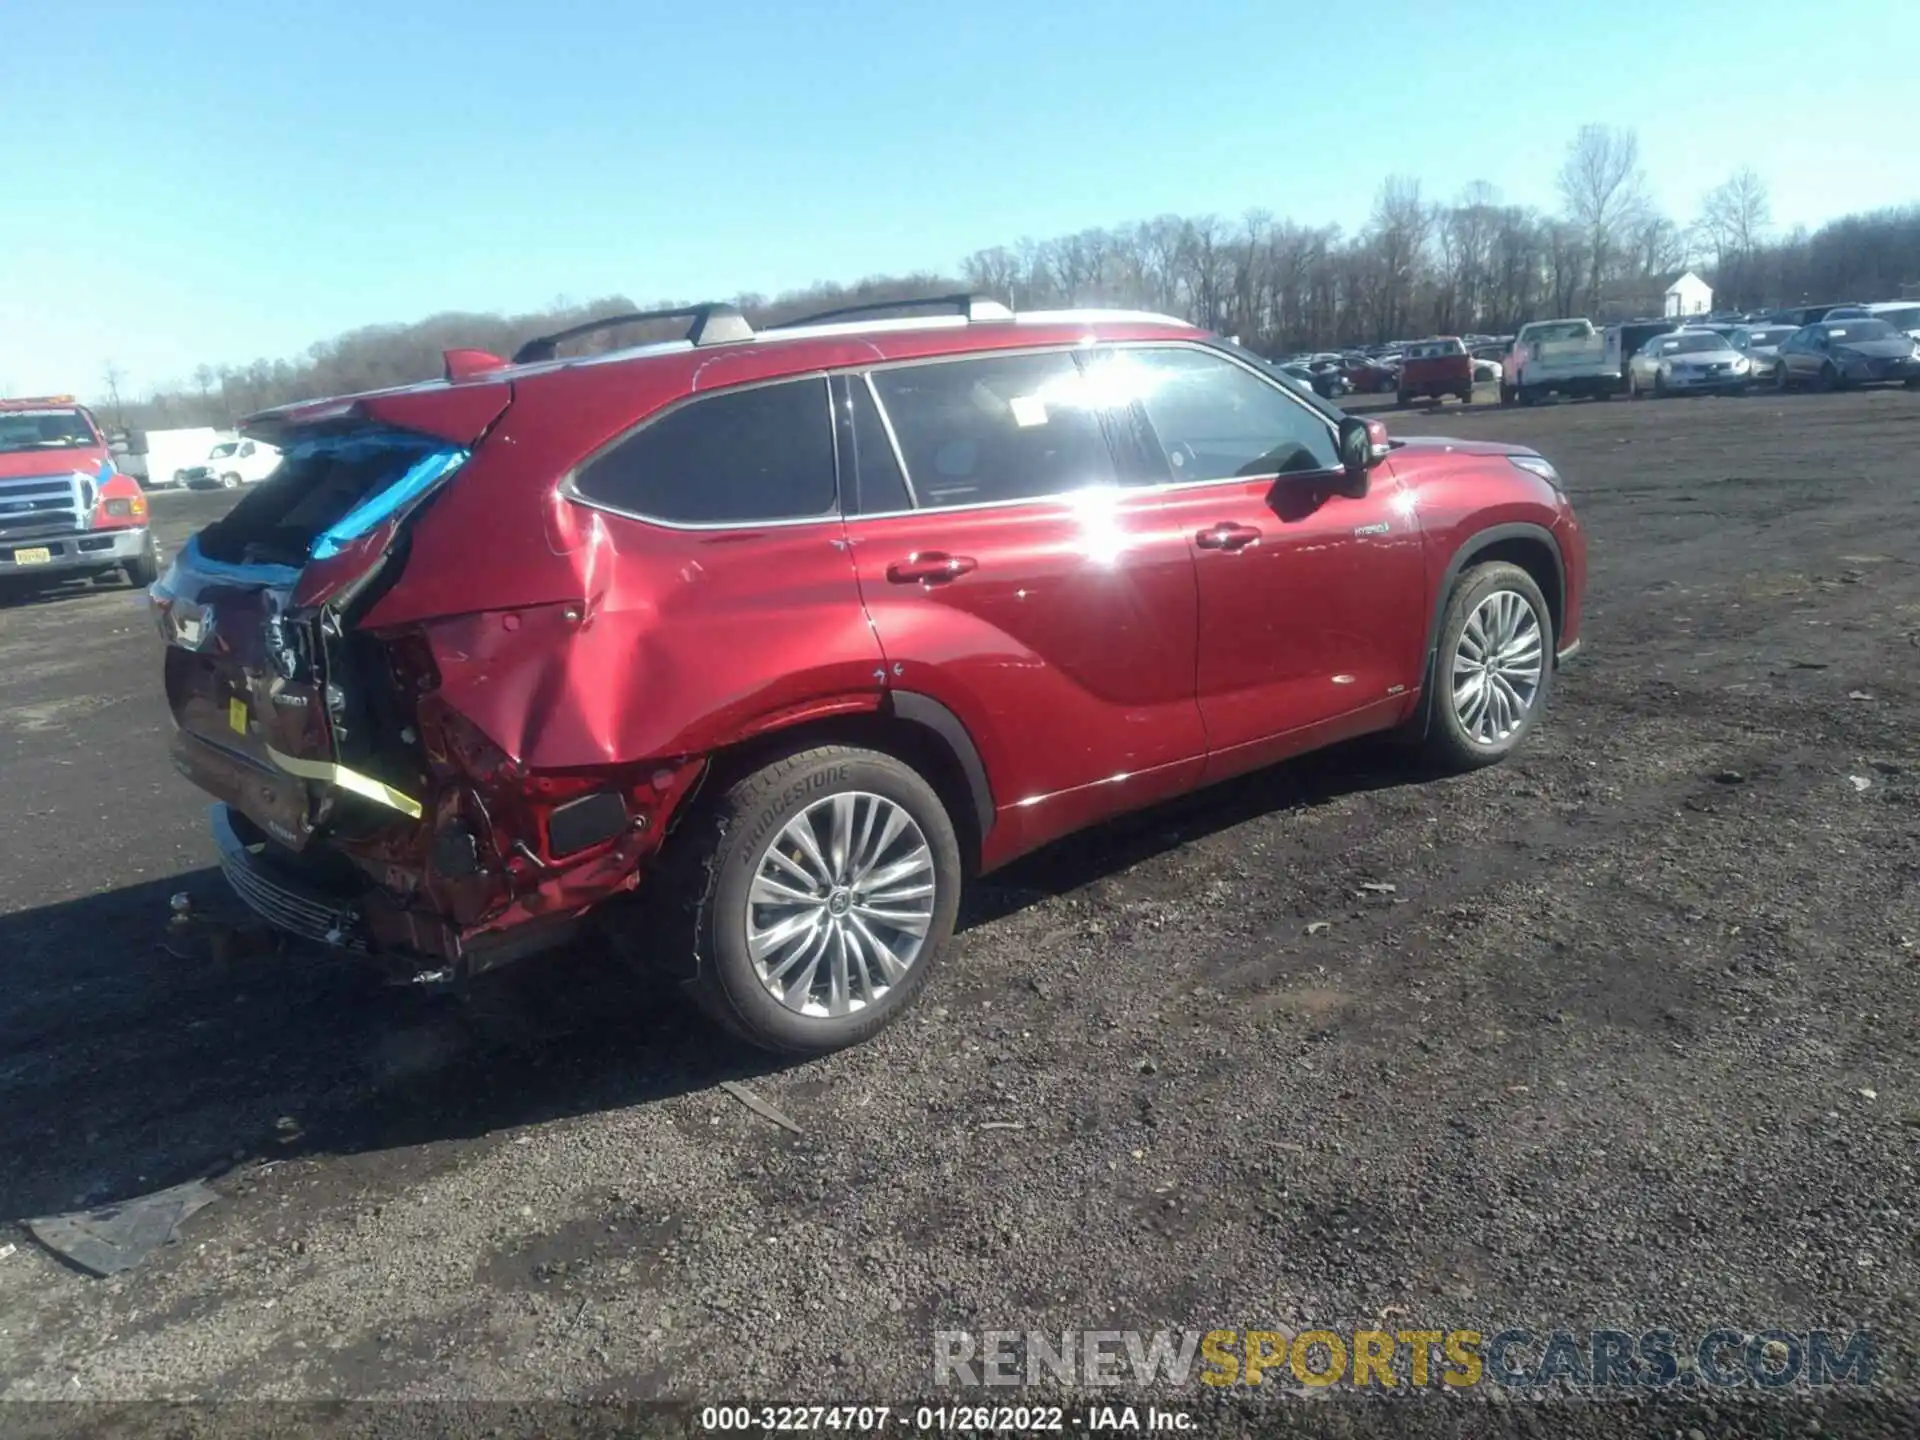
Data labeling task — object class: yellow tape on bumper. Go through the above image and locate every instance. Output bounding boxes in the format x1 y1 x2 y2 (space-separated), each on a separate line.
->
264 746 424 820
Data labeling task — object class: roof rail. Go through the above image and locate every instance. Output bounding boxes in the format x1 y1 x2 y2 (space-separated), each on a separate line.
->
766 293 1015 330
511 303 752 365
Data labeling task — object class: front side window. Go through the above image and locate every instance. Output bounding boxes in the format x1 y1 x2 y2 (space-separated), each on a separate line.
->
868 352 1117 510
573 376 835 524
1085 346 1340 483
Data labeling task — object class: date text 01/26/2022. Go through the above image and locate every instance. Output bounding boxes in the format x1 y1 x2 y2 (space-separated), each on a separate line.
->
698 1405 1194 1432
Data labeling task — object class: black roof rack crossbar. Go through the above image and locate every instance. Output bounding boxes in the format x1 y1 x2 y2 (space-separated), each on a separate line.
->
511 303 753 364
766 292 1015 330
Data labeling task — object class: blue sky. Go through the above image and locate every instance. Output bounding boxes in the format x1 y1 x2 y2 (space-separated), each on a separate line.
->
3 0 1913 399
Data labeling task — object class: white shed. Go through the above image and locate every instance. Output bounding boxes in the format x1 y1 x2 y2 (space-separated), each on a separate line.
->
1664 271 1713 318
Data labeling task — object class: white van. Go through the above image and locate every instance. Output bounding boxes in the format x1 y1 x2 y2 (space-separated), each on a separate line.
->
181 436 282 489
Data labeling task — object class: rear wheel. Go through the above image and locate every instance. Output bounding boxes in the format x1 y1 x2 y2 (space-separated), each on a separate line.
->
1499 382 1516 405
1421 561 1554 772
1817 363 1839 392
629 745 961 1054
1396 389 1412 407
1776 363 1793 393
1457 388 1473 405
1627 372 1641 400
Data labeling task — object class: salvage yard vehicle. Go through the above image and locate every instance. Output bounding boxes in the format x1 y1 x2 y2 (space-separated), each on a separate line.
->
180 436 283 489
111 426 223 490
1861 301 1920 343
1774 318 1920 390
1625 329 1755 398
1604 319 1679 384
150 296 1585 1054
1501 318 1619 404
1727 323 1798 384
0 395 160 589
1396 337 1475 406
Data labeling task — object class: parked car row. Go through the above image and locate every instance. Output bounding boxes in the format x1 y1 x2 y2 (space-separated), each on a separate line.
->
1623 315 1920 398
1268 335 1509 407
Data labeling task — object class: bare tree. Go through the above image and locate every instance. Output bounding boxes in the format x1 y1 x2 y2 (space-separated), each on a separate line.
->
100 361 126 428
1699 167 1772 306
1368 176 1432 340
1557 124 1648 314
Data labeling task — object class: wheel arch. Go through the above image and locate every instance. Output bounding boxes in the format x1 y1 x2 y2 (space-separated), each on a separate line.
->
1410 523 1565 740
680 690 994 872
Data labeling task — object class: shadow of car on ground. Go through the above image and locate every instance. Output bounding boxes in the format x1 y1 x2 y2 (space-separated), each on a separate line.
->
0 737 1428 1228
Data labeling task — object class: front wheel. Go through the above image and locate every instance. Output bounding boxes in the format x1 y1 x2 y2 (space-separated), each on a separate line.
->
1421 561 1554 772
630 745 962 1054
1817 363 1839 392
221 472 242 489
1457 388 1474 405
122 534 160 588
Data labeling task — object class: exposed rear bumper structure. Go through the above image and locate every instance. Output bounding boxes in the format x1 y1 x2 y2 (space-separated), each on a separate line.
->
210 804 370 951
208 802 584 981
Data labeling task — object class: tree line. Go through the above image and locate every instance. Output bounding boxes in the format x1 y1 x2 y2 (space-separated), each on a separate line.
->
114 124 1919 432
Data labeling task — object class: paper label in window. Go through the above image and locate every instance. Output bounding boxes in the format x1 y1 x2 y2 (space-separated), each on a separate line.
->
1009 395 1049 428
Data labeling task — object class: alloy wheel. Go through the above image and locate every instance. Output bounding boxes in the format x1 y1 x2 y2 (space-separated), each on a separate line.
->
746 791 936 1017
1450 590 1545 746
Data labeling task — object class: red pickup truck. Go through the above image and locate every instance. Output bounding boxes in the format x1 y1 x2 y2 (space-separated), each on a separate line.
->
1397 337 1475 406
0 396 158 590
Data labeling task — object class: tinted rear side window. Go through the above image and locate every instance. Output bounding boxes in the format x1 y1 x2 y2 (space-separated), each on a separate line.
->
870 352 1117 510
574 376 835 524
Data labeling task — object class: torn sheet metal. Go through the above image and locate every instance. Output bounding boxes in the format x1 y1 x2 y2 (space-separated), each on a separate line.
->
26 1179 219 1277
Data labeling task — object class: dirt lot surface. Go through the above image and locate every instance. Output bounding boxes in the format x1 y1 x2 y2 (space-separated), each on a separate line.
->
1 392 1917 1433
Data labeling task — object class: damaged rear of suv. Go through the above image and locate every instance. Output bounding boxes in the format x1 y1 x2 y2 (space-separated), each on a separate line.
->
155 297 1585 1054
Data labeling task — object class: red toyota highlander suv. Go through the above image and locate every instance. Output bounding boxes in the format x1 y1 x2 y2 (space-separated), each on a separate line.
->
151 296 1585 1053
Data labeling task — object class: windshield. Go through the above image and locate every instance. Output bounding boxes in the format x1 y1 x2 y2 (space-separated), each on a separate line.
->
1826 320 1898 343
1872 307 1920 331
1528 321 1593 343
1654 334 1731 356
1740 327 1793 347
0 408 100 455
209 442 239 458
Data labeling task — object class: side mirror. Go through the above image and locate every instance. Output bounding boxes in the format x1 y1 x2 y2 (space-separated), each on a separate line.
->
1339 416 1389 483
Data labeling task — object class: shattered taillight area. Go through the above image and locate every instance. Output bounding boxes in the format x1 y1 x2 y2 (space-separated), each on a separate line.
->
331 627 706 962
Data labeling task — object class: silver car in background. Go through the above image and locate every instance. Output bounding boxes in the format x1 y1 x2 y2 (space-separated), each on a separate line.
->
1728 323 1799 383
1626 328 1754 398
1863 302 1920 344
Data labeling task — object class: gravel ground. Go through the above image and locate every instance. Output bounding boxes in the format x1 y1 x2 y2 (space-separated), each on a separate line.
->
0 390 1916 1435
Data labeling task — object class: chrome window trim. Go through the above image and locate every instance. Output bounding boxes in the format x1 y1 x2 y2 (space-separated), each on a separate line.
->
557 339 1345 534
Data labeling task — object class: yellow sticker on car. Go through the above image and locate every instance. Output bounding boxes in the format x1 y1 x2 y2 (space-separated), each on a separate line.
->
13 547 52 565
228 697 248 734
